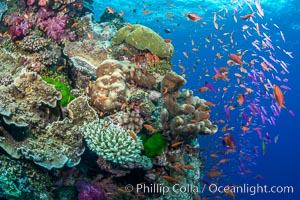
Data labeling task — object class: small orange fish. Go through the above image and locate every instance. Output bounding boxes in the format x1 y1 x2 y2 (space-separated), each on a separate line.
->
119 10 124 16
241 13 254 20
162 175 177 182
57 65 64 71
204 101 215 107
181 165 195 170
210 154 219 158
216 53 223 59
129 131 137 141
142 10 151 15
241 125 250 132
174 166 185 174
217 159 231 165
273 84 284 110
106 7 114 14
163 87 168 95
126 23 134 29
237 94 245 106
207 171 222 179
218 67 228 72
224 187 236 199
144 124 155 132
261 62 270 71
129 70 135 78
164 38 171 43
229 53 243 65
171 141 184 148
71 22 79 28
98 97 108 101
87 33 94 40
198 87 209 92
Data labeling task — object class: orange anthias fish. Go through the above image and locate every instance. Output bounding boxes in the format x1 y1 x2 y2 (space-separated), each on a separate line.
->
187 13 203 22
144 124 155 132
241 13 254 20
222 134 235 149
237 94 245 106
273 84 284 110
229 53 243 65
162 175 177 182
204 101 216 107
129 131 137 141
106 7 114 14
171 141 184 148
198 87 209 92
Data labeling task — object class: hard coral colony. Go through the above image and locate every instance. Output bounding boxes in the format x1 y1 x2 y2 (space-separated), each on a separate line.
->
0 0 220 200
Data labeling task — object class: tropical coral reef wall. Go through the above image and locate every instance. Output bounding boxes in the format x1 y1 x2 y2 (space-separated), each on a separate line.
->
0 0 217 199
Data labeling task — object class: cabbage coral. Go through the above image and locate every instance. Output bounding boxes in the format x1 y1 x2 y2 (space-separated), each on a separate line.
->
81 120 142 164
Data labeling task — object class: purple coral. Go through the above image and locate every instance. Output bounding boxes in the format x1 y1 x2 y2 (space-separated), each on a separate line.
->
39 14 67 41
76 180 106 200
3 13 32 40
10 18 32 40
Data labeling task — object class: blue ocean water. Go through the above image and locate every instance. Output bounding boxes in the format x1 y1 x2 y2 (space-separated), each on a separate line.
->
91 0 300 199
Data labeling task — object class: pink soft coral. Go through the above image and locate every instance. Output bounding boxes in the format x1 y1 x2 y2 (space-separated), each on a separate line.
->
39 14 67 41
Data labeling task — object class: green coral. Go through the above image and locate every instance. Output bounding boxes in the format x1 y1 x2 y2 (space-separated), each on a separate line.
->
112 24 174 58
143 133 167 158
41 77 75 106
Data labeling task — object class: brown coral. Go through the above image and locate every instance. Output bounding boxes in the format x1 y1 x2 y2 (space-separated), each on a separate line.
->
0 96 98 170
91 59 129 113
116 111 144 133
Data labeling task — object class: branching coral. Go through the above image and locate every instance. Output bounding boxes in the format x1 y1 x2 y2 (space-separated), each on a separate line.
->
81 119 143 164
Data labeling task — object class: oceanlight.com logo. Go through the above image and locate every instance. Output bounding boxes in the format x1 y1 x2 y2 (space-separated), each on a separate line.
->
208 183 294 196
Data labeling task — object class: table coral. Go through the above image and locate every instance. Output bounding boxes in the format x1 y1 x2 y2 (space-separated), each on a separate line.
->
0 95 98 170
0 72 62 128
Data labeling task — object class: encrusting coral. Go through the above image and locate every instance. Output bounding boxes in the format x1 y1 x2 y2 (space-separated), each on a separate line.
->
81 119 143 164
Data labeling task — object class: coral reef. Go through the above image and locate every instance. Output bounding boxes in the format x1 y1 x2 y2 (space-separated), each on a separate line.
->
112 24 174 58
0 153 52 200
0 3 218 199
115 111 144 133
91 59 130 113
0 2 7 21
0 95 98 169
81 119 143 164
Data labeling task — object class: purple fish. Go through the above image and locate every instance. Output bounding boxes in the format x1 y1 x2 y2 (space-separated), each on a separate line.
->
270 116 276 125
224 106 230 120
289 109 295 116
253 127 262 139
214 67 220 74
283 78 288 82
239 158 247 174
280 85 291 90
265 133 272 144
249 104 257 116
205 81 216 92
242 112 250 123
